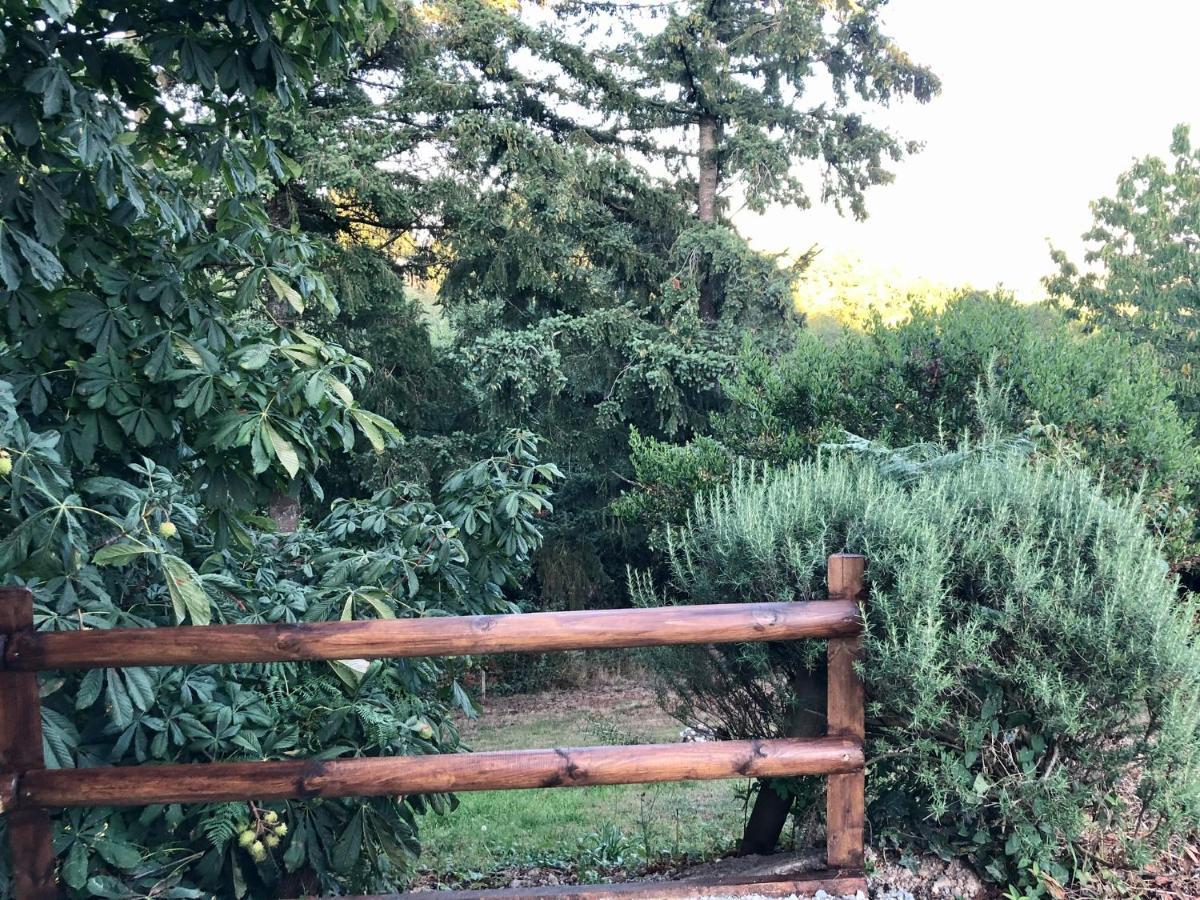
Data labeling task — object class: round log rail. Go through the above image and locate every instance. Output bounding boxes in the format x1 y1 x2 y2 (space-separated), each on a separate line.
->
16 737 864 808
1 600 862 672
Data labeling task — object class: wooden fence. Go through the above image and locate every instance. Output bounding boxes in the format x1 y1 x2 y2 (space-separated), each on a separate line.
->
0 554 867 900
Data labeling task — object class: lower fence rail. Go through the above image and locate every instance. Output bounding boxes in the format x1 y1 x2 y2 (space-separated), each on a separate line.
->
0 554 868 900
15 737 863 808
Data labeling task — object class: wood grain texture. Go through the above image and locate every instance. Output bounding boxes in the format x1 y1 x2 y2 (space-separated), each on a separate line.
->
20 737 863 809
0 587 57 900
4 600 863 672
347 872 869 899
824 554 867 870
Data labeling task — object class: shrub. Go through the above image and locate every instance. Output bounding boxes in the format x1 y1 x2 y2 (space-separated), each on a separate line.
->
611 427 734 551
715 292 1200 566
0 383 559 898
631 450 1200 889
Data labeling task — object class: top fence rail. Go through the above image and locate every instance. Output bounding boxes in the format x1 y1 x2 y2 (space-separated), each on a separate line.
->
1 599 862 672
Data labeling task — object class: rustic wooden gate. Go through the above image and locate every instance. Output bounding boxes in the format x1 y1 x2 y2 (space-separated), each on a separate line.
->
0 554 867 899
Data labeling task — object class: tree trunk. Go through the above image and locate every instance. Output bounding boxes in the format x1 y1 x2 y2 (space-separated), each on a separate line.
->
697 115 721 224
740 665 827 856
269 491 301 533
697 114 723 323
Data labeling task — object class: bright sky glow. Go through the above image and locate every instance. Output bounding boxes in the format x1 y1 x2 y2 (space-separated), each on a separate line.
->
737 0 1200 298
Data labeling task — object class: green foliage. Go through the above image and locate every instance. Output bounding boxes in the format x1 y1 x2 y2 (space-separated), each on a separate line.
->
278 0 941 609
587 0 941 217
662 222 807 328
312 246 477 497
459 303 742 607
0 2 567 895
1046 123 1200 423
632 450 1200 890
612 428 733 552
0 387 558 895
0 0 403 529
715 293 1200 565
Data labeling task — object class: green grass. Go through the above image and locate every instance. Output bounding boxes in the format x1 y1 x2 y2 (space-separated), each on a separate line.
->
413 681 750 888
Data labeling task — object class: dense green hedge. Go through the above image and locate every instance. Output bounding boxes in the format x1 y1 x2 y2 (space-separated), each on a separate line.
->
712 292 1200 566
632 450 1200 889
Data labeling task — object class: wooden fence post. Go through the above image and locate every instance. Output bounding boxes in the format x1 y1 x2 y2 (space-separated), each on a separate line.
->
1 587 57 900
825 554 866 870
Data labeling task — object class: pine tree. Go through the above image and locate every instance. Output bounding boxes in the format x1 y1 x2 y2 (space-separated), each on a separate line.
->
274 0 939 616
575 0 940 320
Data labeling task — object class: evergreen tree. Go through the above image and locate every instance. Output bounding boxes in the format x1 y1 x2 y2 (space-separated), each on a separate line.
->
276 0 940 609
575 0 941 319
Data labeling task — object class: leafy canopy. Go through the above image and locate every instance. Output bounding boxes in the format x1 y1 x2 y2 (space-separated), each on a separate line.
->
589 0 940 216
1 0 400 536
1046 123 1200 422
0 2 564 896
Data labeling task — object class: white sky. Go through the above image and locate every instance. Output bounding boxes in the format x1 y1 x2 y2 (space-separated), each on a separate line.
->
737 0 1200 298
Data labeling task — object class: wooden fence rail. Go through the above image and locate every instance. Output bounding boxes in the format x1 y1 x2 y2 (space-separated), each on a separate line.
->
0 554 868 900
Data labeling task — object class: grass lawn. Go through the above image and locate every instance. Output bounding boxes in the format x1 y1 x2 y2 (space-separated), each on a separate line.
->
413 677 752 889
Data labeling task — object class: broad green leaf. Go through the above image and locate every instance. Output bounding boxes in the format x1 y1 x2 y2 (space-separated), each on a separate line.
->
0 229 20 290
325 374 354 406
122 667 155 711
105 669 134 728
63 842 88 890
24 65 72 117
250 424 270 474
32 184 66 244
264 421 301 478
93 836 142 869
76 668 104 709
329 657 369 690
358 590 396 619
352 409 384 452
331 808 365 872
236 343 273 370
92 539 153 566
42 706 79 768
86 877 130 900
349 408 399 453
172 337 219 373
161 554 211 625
329 597 369 687
40 0 76 23
282 820 306 871
266 270 304 313
10 228 63 288
279 344 320 366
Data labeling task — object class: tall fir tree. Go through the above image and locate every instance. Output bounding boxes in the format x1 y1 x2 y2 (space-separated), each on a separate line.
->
272 0 939 614
573 0 940 319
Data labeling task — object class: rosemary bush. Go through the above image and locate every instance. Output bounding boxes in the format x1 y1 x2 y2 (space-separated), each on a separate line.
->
632 451 1200 888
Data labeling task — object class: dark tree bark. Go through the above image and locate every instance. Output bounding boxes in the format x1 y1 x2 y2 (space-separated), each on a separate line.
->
269 490 301 533
697 115 721 224
697 114 724 323
740 665 827 855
